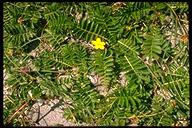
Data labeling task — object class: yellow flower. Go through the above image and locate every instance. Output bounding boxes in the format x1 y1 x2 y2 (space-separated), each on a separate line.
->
126 26 132 31
91 38 106 50
6 49 13 56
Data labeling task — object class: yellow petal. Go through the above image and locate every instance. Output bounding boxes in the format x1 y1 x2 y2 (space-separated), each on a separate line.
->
95 45 100 49
99 45 105 50
100 41 105 46
92 41 97 45
96 38 101 42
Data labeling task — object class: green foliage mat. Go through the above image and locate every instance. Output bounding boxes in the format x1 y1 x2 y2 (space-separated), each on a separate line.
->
3 2 189 126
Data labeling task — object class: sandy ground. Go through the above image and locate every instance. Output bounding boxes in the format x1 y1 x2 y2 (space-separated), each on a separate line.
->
25 99 77 126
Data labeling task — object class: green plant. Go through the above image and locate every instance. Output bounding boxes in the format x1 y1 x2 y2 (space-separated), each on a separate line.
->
3 2 189 126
